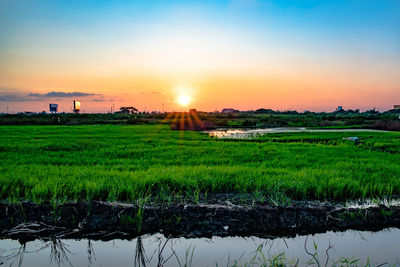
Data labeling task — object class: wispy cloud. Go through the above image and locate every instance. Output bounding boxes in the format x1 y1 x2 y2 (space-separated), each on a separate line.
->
139 91 161 95
0 90 102 102
92 99 104 102
28 91 98 98
0 94 41 102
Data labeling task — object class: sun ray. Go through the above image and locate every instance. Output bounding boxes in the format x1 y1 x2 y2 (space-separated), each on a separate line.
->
186 112 194 131
162 111 176 123
191 112 205 129
179 112 185 131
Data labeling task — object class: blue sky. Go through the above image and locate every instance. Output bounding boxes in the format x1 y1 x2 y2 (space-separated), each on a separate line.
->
0 0 399 112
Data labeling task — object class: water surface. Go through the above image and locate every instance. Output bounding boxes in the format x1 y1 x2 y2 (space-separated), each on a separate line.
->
208 127 387 138
1 228 399 266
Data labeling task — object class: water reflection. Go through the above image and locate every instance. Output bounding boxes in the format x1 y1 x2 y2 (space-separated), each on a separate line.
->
208 127 387 138
0 239 73 267
1 228 400 267
134 236 148 267
0 242 26 267
87 240 95 267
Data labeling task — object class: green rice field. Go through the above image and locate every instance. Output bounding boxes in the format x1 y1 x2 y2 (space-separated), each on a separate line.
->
1 124 400 203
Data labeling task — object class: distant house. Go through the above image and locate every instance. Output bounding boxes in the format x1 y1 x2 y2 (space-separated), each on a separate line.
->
394 105 400 110
221 108 239 114
336 106 343 112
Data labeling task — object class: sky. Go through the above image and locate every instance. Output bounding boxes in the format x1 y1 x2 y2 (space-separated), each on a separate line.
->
0 0 399 113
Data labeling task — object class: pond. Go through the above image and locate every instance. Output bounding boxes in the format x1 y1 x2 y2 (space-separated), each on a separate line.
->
1 228 399 266
207 127 387 138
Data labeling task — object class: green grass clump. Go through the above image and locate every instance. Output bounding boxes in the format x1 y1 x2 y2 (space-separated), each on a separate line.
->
0 125 399 203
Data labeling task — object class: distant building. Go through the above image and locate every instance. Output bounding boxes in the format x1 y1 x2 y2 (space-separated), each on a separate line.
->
49 104 58 113
73 100 81 113
221 108 239 114
336 106 343 112
394 105 400 110
189 109 197 114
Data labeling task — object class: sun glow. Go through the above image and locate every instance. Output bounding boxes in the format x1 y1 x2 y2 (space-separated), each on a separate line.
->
177 94 191 107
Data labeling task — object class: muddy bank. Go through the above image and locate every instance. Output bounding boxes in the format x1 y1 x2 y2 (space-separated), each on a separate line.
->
1 201 400 241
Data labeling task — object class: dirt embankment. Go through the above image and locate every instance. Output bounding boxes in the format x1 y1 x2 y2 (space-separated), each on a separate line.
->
1 201 400 241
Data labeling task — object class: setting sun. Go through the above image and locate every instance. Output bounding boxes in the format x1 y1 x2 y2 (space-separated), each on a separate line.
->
177 94 191 107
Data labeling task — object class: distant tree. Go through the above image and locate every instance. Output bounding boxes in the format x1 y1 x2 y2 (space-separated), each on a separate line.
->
365 108 379 114
254 108 276 114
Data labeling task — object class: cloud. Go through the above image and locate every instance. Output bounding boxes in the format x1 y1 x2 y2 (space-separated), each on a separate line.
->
93 97 116 102
0 90 102 102
139 91 161 95
0 94 41 102
28 91 97 98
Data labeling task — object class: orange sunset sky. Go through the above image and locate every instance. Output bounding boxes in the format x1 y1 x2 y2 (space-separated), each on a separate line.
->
0 0 399 113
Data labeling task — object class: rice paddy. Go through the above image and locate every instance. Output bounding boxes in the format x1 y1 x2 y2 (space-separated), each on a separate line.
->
1 124 400 203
